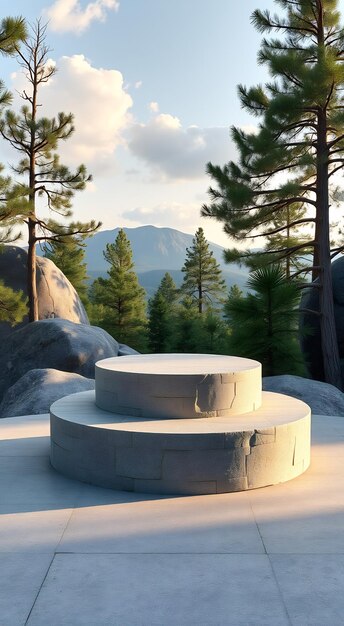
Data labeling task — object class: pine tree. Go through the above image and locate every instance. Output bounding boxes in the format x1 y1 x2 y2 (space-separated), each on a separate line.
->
228 284 243 299
0 17 28 324
43 226 89 304
157 272 178 306
90 229 147 350
224 265 305 376
171 296 204 352
147 272 177 353
201 309 231 354
202 0 344 388
0 21 99 322
148 291 171 353
181 227 226 313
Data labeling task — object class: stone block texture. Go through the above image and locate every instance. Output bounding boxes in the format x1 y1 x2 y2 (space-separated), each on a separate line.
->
95 354 262 418
50 389 311 495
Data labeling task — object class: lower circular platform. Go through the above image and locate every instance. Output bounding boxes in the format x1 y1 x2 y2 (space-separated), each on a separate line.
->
50 390 311 495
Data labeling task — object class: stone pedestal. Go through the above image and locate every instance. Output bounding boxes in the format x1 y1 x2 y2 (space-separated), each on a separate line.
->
50 354 311 494
95 354 262 418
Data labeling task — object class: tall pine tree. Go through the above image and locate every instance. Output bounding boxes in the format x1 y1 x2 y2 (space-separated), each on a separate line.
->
0 17 28 324
147 272 177 353
0 21 99 322
90 229 147 350
181 227 226 313
202 0 344 388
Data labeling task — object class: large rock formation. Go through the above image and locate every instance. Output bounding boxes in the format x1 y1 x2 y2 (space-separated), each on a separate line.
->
263 375 344 416
0 368 95 418
0 246 89 341
0 318 119 399
299 256 344 383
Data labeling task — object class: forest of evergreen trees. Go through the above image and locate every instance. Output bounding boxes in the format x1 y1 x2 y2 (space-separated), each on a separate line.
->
44 226 306 377
2 2 344 387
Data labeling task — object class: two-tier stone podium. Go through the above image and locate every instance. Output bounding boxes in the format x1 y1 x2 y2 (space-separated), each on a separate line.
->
50 354 311 495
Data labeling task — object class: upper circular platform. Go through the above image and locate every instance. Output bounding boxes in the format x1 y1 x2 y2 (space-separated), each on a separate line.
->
95 354 262 419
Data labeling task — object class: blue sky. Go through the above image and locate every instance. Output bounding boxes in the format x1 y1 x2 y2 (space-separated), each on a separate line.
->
1 0 314 246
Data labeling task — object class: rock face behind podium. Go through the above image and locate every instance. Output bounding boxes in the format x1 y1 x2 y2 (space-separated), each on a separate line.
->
299 256 344 384
0 246 89 342
0 319 119 404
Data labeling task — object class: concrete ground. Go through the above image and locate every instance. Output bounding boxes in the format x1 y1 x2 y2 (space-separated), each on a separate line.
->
0 413 343 626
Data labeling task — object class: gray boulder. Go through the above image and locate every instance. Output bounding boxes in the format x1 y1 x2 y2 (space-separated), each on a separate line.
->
0 246 89 341
0 368 95 418
118 343 140 356
0 318 119 398
299 256 344 383
263 374 344 416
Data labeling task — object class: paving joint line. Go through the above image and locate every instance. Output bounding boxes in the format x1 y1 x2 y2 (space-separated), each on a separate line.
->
24 553 56 625
267 554 293 626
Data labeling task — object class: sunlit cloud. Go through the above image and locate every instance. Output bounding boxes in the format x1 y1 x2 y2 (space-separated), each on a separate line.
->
128 112 233 181
45 0 119 34
11 54 133 172
122 202 203 231
148 101 159 113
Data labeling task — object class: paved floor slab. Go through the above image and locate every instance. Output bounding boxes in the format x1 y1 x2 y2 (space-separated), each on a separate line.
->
271 554 344 626
0 505 73 553
0 412 344 625
0 553 52 626
27 553 290 626
59 492 264 554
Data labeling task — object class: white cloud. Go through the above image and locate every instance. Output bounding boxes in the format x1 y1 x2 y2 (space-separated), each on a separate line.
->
122 202 200 229
45 0 119 34
134 80 143 89
149 101 159 113
11 54 133 171
128 113 234 181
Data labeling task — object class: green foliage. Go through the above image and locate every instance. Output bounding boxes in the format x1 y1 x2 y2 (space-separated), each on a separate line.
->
0 280 27 324
166 298 230 355
0 16 27 109
203 0 344 386
148 292 172 353
170 296 204 352
147 273 178 353
0 20 99 321
156 272 178 306
89 229 147 350
181 227 226 313
228 284 243 299
202 0 344 268
43 227 90 304
0 16 28 322
201 310 231 354
224 265 305 376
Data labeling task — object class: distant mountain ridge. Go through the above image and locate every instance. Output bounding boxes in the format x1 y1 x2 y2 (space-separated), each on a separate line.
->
83 225 249 296
84 225 231 273
36 225 249 296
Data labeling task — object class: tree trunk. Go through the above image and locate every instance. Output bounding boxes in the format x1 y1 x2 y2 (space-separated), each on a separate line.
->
316 109 342 389
27 218 38 322
198 284 202 314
